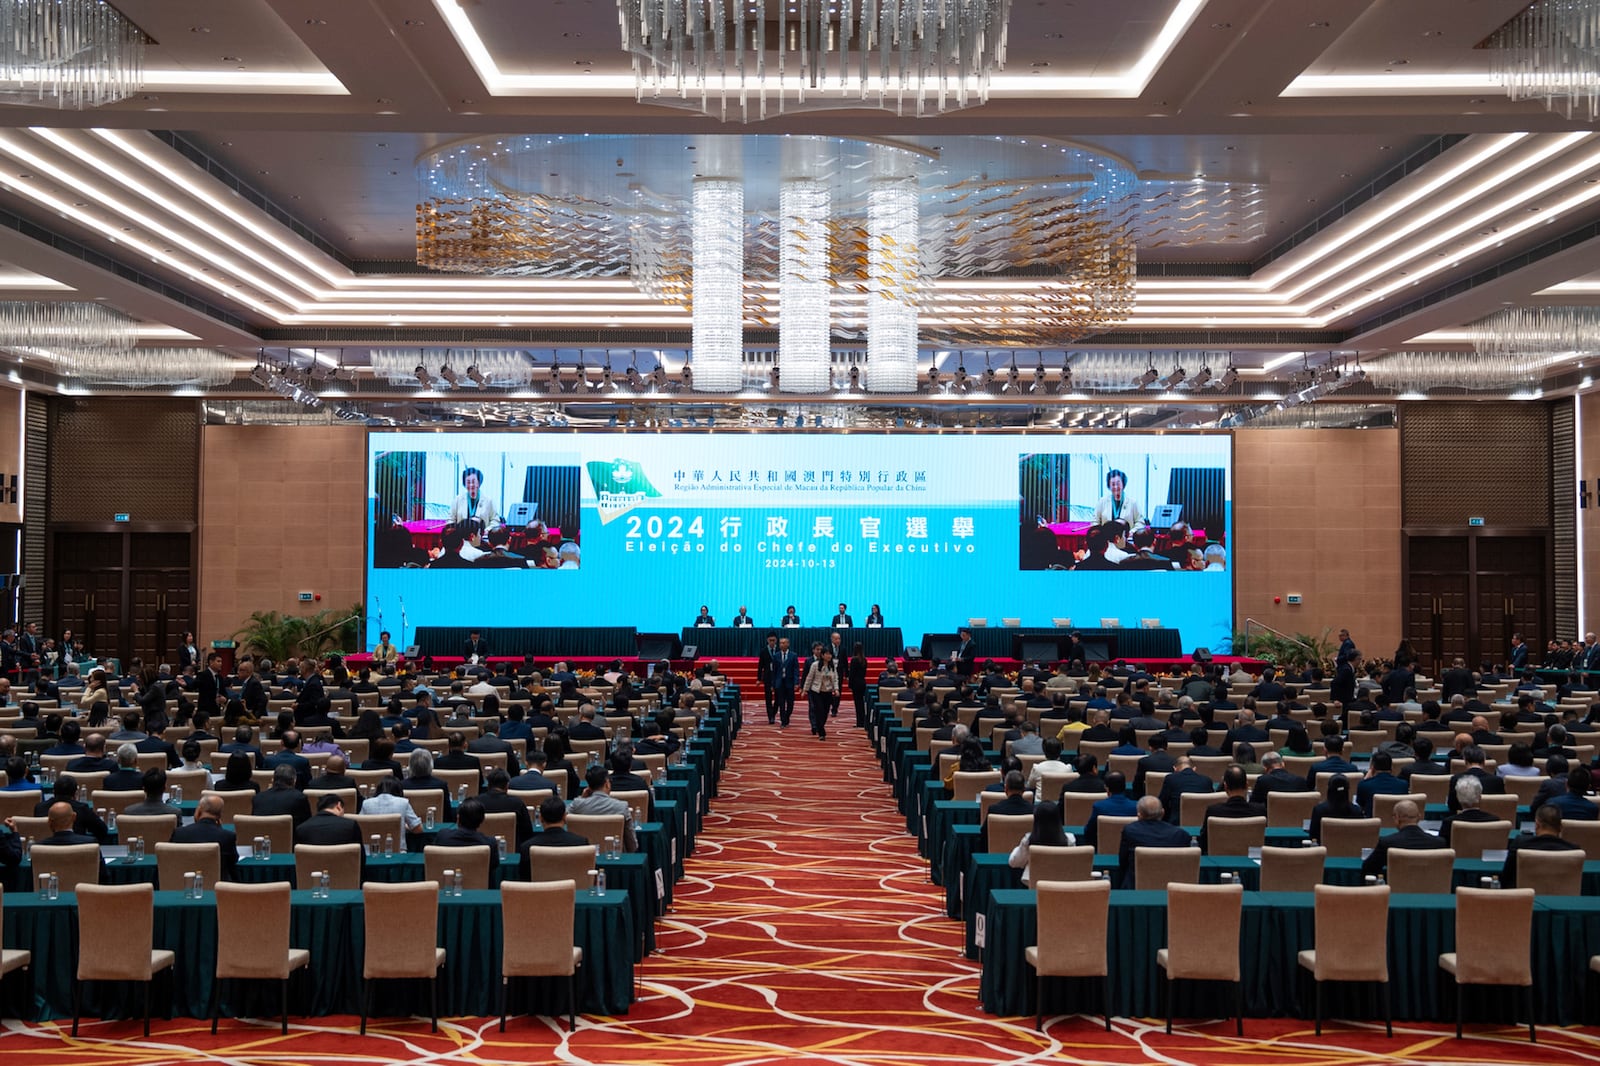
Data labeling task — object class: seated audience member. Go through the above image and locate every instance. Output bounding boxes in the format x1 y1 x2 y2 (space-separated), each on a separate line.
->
362 776 423 836
1083 771 1136 849
1196 765 1266 853
1501 803 1581 888
517 796 593 878
1007 801 1071 887
294 793 364 846
432 797 497 850
252 764 312 827
1156 755 1214 825
1356 752 1410 816
1440 773 1503 845
35 801 98 846
34 775 109 842
477 768 535 847
567 764 639 852
1548 765 1600 822
401 750 457 822
1250 750 1311 806
1361 798 1449 878
1117 795 1192 888
170 792 239 881
1309 774 1364 843
123 768 182 817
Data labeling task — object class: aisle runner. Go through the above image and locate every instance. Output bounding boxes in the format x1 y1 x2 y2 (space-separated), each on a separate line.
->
2 710 1597 1065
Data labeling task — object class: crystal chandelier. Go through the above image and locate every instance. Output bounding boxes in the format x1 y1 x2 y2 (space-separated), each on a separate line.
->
0 301 135 349
1486 0 1600 120
54 347 236 388
0 0 146 110
617 0 1012 121
370 348 534 388
865 175 919 392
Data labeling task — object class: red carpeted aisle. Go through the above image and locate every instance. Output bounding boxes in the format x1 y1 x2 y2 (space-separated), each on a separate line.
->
3 705 1597 1065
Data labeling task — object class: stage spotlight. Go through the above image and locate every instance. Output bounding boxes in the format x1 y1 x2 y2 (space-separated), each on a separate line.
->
1189 365 1212 389
466 365 487 386
414 364 433 389
1135 365 1159 389
438 364 459 387
768 365 781 391
925 367 942 392
1214 365 1238 390
952 366 971 393
1002 365 1022 394
249 364 272 387
1159 366 1186 390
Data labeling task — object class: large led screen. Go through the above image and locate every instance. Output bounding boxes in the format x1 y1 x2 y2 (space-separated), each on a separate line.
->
366 432 1233 653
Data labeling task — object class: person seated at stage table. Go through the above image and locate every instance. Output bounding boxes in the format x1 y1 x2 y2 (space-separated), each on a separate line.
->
780 606 801 627
1092 468 1144 529
832 604 853 627
692 605 715 628
866 605 885 628
1361 799 1449 879
449 466 500 529
731 606 754 628
1118 795 1190 888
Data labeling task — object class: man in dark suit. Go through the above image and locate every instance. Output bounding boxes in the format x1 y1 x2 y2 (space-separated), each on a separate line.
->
731 606 754 628
757 633 780 724
170 793 239 881
307 753 358 795
462 630 490 663
66 733 116 774
218 725 264 769
832 604 853 628
1447 747 1507 813
518 797 595 879
102 744 145 792
1197 766 1266 853
435 731 484 788
508 750 564 794
1440 658 1476 701
498 703 534 743
568 705 607 742
1118 795 1193 888
1222 709 1269 759
294 793 363 846
1361 799 1450 878
1249 751 1312 806
237 659 269 720
1250 669 1285 704
1079 709 1118 744
478 768 535 847
195 652 228 713
1529 755 1571 816
1336 629 1357 665
265 731 312 790
1439 773 1503 844
401 750 456 822
773 637 799 728
1356 752 1411 816
1156 756 1215 825
1400 737 1449 786
1546 765 1600 822
1305 736 1360 786
951 629 977 680
1082 772 1136 848
1501 803 1582 887
466 724 521 779
1509 633 1528 671
35 777 109 842
1330 655 1358 705
35 801 98 847
432 797 497 850
252 764 312 827
1131 734 1176 799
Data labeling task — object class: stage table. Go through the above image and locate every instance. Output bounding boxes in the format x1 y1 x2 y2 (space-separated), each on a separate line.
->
0 886 633 1022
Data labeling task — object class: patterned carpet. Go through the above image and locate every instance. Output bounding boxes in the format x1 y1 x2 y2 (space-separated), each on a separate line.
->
2 705 1598 1064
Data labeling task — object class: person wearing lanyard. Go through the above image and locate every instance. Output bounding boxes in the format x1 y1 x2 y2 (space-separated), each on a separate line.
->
1092 467 1144 529
449 466 501 529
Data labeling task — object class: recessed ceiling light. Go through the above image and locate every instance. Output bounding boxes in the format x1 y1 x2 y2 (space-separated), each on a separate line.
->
221 55 240 62
1309 20 1330 28
189 25 209 33
304 18 326 25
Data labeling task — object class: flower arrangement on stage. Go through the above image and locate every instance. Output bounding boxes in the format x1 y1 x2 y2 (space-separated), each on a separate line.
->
576 669 596 683
909 670 926 684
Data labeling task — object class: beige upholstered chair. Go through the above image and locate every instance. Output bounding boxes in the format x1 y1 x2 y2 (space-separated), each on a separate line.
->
1206 816 1266 857
347 812 404 848
1057 792 1098 828
1135 846 1201 891
293 843 362 891
1503 776 1548 805
10 815 46 840
425 845 491 890
116 813 177 845
1094 815 1135 857
404 789 447 824
232 815 294 854
481 811 518 850
91 790 145 815
499 880 583 1031
33 842 99 892
200 790 253 825
1258 845 1327 893
1179 792 1226 826
1026 845 1094 885
154 842 221 892
614 789 650 825
1515 848 1585 896
986 814 1034 857
1320 818 1381 859
979 790 1033 822
1479 794 1520 821
433 769 480 799
1026 878 1111 1031
1157 882 1244 1035
212 881 310 1034
0 790 39 821
361 881 447 1034
1372 793 1428 826
1297 884 1392 1036
1560 819 1600 860
526 844 598 886
1449 819 1512 862
73 883 174 1036
1266 791 1320 829
952 770 1001 802
305 788 357 813
508 788 555 810
1439 886 1535 1042
164 769 209 798
1411 775 1450 806
1387 848 1456 894
566 813 625 848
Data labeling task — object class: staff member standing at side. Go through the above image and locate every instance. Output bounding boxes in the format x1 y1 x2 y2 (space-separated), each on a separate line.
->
804 647 840 741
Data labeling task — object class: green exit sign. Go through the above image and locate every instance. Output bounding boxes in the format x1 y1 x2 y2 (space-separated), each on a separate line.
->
1469 517 1485 527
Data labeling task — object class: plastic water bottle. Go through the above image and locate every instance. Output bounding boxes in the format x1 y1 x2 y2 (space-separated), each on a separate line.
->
102 808 115 833
595 868 606 897
496 835 507 862
184 871 198 899
425 807 436 831
586 868 599 895
77 785 86 802
532 806 543 831
260 836 272 860
383 833 394 857
42 872 57 900
19 836 29 861
453 869 463 897
133 836 144 862
456 784 468 804
441 869 454 895
310 870 324 898
604 835 616 859
251 836 264 860
368 834 379 857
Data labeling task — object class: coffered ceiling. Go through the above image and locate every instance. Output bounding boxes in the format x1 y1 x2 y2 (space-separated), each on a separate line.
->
0 0 1590 408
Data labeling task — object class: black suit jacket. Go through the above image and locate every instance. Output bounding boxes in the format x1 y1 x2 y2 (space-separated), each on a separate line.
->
1157 768 1215 824
1361 824 1450 876
294 811 363 846
1249 768 1311 806
477 789 536 847
1131 752 1175 798
252 786 312 827
463 638 490 661
1197 796 1266 853
1502 832 1582 888
171 817 240 881
241 675 268 717
1117 817 1193 888
1447 768 1506 812
432 826 496 850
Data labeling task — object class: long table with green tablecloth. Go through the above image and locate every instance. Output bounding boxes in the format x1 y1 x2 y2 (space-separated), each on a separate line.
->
0 887 633 1022
978 888 1600 1026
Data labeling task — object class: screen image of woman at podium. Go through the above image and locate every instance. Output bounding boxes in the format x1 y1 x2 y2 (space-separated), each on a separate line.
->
369 449 581 569
1017 452 1227 571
